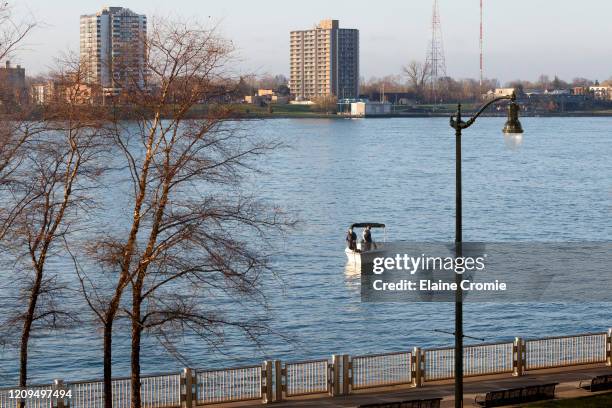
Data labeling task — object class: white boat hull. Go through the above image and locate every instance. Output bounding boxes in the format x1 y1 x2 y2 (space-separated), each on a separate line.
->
345 243 386 265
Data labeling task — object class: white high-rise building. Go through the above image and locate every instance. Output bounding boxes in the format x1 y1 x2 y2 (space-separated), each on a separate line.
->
80 7 147 92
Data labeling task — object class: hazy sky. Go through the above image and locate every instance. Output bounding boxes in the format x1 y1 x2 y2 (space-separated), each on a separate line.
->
8 0 612 84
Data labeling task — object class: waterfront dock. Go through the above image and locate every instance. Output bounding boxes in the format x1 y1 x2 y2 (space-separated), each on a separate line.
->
234 364 612 407
3 331 611 407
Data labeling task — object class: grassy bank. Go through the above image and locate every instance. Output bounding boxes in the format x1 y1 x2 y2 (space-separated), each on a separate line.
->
190 103 337 118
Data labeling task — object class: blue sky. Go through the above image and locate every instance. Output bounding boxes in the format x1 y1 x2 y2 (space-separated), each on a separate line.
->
10 0 612 83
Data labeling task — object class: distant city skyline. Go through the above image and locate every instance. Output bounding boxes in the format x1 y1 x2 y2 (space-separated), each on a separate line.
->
8 0 612 83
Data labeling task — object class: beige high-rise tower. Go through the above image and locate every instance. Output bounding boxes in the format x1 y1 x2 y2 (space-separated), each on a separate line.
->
80 7 147 93
290 19 359 101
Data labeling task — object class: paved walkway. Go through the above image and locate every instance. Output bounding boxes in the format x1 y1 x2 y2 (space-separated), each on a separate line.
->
230 364 612 408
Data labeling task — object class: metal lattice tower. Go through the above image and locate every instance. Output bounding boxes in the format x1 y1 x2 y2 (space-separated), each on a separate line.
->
425 0 447 103
480 0 484 89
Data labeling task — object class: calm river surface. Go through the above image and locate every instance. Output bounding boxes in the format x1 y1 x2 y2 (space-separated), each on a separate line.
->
1 117 611 384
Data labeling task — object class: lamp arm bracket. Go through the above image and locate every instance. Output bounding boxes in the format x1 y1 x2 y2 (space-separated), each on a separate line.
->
465 94 514 129
450 117 468 130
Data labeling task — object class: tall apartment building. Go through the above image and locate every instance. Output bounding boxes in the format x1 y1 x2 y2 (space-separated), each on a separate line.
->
290 19 359 101
80 7 147 93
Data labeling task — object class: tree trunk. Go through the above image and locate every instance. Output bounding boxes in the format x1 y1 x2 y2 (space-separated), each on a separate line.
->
131 293 142 408
18 268 43 408
103 321 113 408
18 325 29 408
19 312 33 386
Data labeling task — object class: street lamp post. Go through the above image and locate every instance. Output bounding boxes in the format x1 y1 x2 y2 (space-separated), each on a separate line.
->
449 93 523 408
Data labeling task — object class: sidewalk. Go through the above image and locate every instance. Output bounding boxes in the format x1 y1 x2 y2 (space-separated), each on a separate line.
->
231 364 612 408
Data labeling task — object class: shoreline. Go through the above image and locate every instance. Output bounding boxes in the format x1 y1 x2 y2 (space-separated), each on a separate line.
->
5 110 612 121
235 111 612 119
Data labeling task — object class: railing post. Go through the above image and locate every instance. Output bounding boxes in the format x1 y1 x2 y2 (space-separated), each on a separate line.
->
182 368 194 408
421 349 427 383
263 360 273 404
54 379 65 408
607 328 612 367
412 347 423 387
331 355 340 396
513 337 525 376
274 360 284 402
192 368 198 406
342 354 350 396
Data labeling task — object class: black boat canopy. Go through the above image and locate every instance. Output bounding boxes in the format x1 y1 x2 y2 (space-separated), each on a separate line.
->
350 223 386 229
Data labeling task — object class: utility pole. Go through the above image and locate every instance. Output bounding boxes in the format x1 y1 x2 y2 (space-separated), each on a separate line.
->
480 0 484 90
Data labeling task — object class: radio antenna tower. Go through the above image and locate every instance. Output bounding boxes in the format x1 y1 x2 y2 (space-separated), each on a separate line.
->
426 0 447 104
480 0 484 89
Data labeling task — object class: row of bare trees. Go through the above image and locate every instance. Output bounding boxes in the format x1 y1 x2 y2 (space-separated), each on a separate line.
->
505 75 607 93
1 10 291 408
361 61 608 104
359 61 499 103
360 61 501 103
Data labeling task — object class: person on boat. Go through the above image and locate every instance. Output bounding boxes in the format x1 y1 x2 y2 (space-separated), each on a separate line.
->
346 228 357 251
362 226 373 251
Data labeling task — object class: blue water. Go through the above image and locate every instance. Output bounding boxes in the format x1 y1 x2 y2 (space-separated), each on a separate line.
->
1 117 611 385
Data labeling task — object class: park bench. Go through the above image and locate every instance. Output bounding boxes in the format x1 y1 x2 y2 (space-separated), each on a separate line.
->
358 397 442 408
474 382 558 407
579 374 612 392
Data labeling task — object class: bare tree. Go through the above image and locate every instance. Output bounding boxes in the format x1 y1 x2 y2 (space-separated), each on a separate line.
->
402 61 430 102
0 121 47 243
0 2 36 61
0 60 108 399
551 75 568 90
459 78 480 101
360 75 406 100
0 1 37 239
255 73 288 91
537 74 551 91
312 95 338 114
73 18 291 408
571 77 593 88
601 78 612 87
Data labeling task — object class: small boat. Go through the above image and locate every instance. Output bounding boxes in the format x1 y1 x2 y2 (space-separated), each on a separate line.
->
345 222 387 265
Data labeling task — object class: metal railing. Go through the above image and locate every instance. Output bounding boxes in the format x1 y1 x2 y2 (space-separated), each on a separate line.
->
67 373 180 408
66 381 104 408
106 379 129 408
195 365 262 405
424 347 454 381
351 351 412 390
2 329 611 406
139 374 181 408
424 341 514 381
284 359 329 396
525 332 608 370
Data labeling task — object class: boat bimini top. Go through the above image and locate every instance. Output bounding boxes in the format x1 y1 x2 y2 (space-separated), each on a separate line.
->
350 223 386 229
349 222 387 243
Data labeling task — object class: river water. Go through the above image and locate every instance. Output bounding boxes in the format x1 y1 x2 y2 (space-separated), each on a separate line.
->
1 117 611 385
